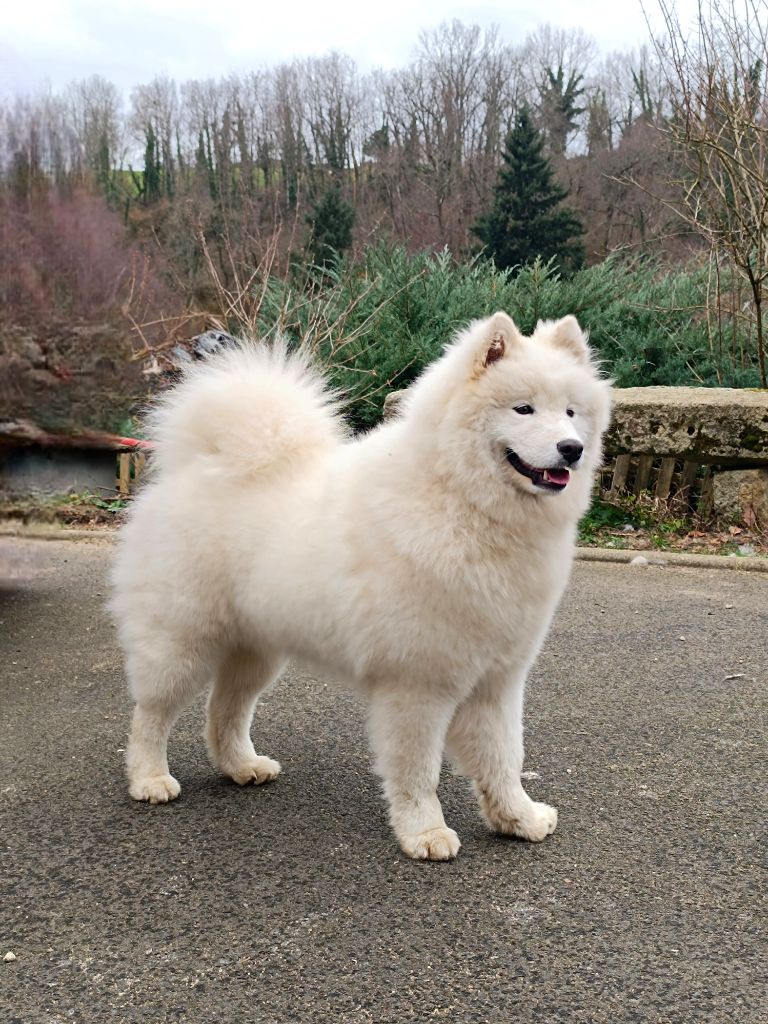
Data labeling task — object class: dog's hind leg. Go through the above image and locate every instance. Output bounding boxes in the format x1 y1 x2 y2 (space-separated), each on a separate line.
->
205 648 285 786
126 644 213 804
446 670 557 842
368 687 461 861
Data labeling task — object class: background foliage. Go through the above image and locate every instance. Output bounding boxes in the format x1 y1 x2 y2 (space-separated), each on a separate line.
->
253 244 759 430
1 6 766 434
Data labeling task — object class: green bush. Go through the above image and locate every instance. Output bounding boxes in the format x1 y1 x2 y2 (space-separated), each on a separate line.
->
247 244 762 431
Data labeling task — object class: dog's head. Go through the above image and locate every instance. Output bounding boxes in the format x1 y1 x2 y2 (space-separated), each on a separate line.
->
474 312 611 499
406 311 612 511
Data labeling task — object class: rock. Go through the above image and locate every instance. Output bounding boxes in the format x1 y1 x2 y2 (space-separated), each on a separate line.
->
26 368 60 389
92 356 118 375
3 952 16 963
193 330 239 360
142 355 162 377
712 469 768 527
19 339 46 367
170 345 193 366
0 319 143 430
70 322 114 341
630 555 649 566
606 387 768 466
0 354 27 379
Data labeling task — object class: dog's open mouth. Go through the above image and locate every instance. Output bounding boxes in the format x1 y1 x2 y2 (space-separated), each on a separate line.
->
506 449 570 491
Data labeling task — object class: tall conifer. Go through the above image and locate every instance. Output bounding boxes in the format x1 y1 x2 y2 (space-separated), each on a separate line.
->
473 108 585 273
306 184 355 266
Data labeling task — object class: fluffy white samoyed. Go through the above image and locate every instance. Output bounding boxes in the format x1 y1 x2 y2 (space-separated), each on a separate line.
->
111 312 611 861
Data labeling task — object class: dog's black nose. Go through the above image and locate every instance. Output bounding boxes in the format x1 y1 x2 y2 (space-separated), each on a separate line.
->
557 439 583 465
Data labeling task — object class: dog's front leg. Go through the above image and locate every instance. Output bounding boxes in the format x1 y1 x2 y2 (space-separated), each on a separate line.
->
368 687 460 861
447 670 557 842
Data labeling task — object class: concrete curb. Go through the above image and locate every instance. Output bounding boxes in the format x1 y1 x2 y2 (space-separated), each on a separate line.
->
0 525 118 543
2 523 767 573
575 546 768 573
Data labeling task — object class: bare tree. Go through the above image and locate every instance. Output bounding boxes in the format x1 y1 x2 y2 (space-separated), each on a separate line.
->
10 14 754 291
385 20 520 248
589 46 669 146
302 53 363 185
65 76 124 185
649 0 768 385
522 24 598 153
130 76 179 198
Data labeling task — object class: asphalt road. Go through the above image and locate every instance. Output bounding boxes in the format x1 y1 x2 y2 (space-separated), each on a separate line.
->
1 537 766 1023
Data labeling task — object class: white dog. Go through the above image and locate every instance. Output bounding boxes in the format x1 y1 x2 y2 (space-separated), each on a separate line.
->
111 312 611 860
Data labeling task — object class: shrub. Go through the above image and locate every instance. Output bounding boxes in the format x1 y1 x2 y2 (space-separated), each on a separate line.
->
244 243 762 431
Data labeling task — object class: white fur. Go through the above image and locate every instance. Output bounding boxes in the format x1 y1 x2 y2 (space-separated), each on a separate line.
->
111 312 611 860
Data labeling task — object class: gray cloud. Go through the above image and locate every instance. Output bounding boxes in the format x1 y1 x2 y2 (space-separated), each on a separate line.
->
1 0 699 97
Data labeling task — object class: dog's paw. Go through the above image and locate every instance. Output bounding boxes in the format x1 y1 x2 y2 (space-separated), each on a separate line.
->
227 756 282 787
399 826 461 861
492 800 558 842
129 773 181 804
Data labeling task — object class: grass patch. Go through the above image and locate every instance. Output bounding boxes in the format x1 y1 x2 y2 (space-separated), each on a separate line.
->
0 490 128 527
578 493 766 556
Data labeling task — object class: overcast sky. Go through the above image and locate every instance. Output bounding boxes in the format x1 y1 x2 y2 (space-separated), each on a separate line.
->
1 0 700 96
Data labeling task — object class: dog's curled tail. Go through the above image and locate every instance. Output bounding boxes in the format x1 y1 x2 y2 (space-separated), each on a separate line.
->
146 341 346 478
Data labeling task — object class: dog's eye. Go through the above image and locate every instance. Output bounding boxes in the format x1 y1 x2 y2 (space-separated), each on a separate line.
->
566 408 575 418
514 404 534 415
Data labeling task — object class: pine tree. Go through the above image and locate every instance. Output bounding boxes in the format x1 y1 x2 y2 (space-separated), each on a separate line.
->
473 108 585 273
95 132 117 207
142 122 161 204
306 183 355 266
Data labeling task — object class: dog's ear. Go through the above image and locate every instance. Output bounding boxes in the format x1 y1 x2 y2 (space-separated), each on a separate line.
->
547 315 590 363
475 312 521 372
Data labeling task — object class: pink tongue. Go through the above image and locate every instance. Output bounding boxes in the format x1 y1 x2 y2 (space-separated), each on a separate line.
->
545 468 570 486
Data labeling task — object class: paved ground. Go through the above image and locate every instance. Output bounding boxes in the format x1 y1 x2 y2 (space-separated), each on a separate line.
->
1 538 765 1023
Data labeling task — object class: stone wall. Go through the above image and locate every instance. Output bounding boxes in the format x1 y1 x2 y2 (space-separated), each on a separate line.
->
383 385 768 465
605 387 768 466
383 384 768 525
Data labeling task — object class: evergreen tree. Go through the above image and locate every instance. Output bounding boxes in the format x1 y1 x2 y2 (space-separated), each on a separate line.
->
631 67 655 123
306 183 355 266
539 65 586 157
95 132 117 206
586 88 612 155
363 123 390 161
473 108 585 273
142 122 161 204
194 130 209 180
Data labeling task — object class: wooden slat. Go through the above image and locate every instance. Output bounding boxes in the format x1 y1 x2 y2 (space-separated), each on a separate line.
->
634 455 654 494
655 457 676 501
697 467 714 516
599 461 614 494
118 453 131 496
611 454 632 493
678 460 700 499
133 453 147 488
